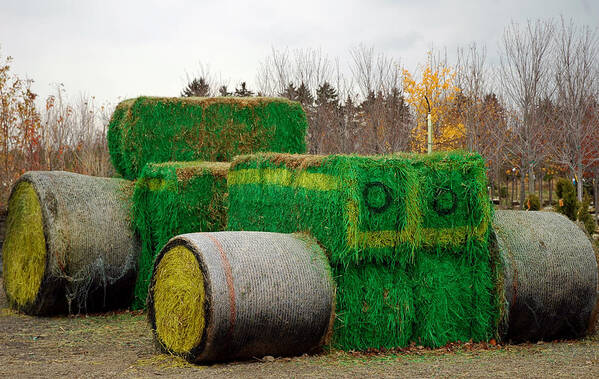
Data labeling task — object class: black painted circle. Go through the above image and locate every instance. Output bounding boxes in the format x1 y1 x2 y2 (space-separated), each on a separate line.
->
433 188 458 216
363 182 392 214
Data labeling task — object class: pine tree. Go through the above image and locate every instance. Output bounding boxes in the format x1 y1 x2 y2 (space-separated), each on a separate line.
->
234 82 254 97
316 82 338 108
296 82 314 107
218 85 231 97
181 77 210 97
279 83 298 101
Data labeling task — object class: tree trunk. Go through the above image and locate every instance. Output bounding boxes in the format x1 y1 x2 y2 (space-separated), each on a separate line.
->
511 175 515 209
595 175 598 225
549 177 553 206
576 168 583 202
528 165 535 196
539 171 543 208
520 174 526 210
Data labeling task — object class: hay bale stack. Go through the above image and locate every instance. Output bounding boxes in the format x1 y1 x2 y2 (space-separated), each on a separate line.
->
493 210 598 342
2 171 139 315
227 151 495 349
107 97 308 180
147 232 335 363
131 161 229 309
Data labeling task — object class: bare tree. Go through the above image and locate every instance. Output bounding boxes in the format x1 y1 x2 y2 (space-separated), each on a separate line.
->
550 17 599 201
498 19 555 207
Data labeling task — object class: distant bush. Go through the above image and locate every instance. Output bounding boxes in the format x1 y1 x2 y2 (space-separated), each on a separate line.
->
499 186 509 199
526 194 540 211
555 178 578 221
578 194 597 236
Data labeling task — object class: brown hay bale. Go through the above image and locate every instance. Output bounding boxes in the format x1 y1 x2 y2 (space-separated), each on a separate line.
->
2 171 140 315
493 210 598 342
147 231 335 363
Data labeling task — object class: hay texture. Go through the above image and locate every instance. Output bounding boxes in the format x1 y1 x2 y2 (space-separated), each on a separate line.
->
107 97 308 180
2 171 139 315
147 231 335 363
227 151 496 350
493 210 598 342
131 161 229 309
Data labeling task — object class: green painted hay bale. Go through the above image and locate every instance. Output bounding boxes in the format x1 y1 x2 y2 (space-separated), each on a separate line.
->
107 97 308 180
493 210 598 342
2 171 139 315
131 161 229 309
147 231 335 363
226 151 496 350
227 151 492 265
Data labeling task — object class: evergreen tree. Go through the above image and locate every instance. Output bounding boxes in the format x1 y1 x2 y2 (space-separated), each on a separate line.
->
279 82 298 101
218 85 231 97
181 77 210 97
296 82 314 107
316 82 338 108
234 82 254 97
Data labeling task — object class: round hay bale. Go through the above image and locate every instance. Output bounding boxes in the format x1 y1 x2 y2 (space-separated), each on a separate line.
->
2 171 139 315
493 210 598 342
148 231 335 363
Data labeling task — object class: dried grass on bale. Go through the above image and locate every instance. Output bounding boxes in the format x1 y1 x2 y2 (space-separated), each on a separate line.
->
493 210 598 342
147 231 335 363
131 161 229 309
2 171 139 315
107 96 308 180
227 151 496 349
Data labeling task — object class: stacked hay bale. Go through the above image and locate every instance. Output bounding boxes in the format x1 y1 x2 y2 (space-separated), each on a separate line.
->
108 97 308 180
2 171 139 315
131 161 229 309
227 151 496 349
147 231 335 362
493 210 598 341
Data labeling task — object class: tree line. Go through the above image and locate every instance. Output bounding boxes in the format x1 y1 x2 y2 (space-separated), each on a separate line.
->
1 18 598 223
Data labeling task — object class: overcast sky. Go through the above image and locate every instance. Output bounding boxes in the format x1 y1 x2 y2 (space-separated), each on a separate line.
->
1 0 598 106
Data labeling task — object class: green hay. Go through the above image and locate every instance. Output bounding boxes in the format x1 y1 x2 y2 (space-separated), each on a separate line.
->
2 182 47 308
131 161 228 309
228 151 491 265
152 245 206 354
227 151 496 350
107 97 308 180
333 264 414 350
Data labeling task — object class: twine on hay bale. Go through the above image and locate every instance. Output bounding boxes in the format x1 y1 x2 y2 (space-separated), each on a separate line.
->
227 151 496 350
131 161 229 310
2 171 139 315
493 210 598 342
107 96 308 180
147 231 335 363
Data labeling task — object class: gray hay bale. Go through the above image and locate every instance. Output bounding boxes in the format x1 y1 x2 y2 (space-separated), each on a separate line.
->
147 231 335 363
493 210 598 342
2 171 139 315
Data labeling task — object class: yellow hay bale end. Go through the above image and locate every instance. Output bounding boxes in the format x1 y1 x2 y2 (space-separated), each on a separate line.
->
2 182 47 308
153 245 206 354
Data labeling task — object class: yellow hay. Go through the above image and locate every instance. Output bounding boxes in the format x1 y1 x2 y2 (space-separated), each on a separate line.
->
2 182 47 308
153 245 206 354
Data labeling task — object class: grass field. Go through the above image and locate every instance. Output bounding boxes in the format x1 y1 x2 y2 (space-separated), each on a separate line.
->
1 278 598 378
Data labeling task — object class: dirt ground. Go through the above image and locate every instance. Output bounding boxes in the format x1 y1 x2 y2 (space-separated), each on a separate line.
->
0 279 598 378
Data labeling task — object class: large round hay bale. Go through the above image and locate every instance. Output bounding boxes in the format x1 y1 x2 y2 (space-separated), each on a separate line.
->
147 231 335 363
2 171 139 315
493 210 598 342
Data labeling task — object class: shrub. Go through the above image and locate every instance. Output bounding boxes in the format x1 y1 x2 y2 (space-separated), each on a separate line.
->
499 186 509 199
578 194 597 236
526 194 540 211
555 178 578 221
